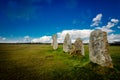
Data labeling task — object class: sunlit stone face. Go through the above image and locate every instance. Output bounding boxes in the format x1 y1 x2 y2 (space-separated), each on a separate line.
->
89 30 113 68
70 38 84 56
63 33 72 53
52 34 58 50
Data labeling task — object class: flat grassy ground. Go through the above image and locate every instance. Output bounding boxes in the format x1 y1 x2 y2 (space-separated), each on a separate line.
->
0 44 120 80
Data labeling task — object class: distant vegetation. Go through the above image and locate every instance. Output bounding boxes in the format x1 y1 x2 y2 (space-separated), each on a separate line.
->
0 44 120 80
110 41 120 46
0 42 120 46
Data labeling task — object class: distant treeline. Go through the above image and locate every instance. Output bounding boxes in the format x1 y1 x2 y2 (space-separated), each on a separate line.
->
109 42 120 46
0 42 120 46
0 43 85 45
0 43 50 45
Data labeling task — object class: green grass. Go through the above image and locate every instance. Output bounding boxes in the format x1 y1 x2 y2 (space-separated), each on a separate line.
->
0 44 120 80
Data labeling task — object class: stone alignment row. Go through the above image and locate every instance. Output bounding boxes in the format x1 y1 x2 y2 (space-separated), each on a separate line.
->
51 30 113 68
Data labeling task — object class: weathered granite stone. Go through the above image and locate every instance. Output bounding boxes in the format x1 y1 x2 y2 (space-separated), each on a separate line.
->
63 33 72 53
70 38 84 56
89 30 113 68
52 34 58 50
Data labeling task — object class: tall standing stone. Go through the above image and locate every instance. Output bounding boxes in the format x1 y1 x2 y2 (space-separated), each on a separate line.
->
89 30 113 68
51 41 53 46
52 34 58 50
63 33 72 53
70 38 84 56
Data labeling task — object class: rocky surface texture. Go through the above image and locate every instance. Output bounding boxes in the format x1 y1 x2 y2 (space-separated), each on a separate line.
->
89 30 113 68
70 38 84 56
52 34 58 50
63 33 72 53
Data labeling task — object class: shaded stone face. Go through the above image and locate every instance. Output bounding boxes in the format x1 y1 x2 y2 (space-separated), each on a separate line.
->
70 38 84 56
52 34 58 50
63 33 72 53
89 30 113 68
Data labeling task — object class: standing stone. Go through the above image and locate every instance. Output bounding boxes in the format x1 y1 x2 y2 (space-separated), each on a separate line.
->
70 38 84 56
63 33 72 53
52 34 58 50
51 41 53 46
89 30 113 68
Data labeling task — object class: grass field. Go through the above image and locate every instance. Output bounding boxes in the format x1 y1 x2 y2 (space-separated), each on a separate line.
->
0 44 120 80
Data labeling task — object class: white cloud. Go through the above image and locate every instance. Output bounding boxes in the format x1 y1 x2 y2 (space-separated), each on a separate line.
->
95 18 119 33
31 29 93 43
108 34 120 43
31 36 52 43
57 29 93 43
24 35 30 42
106 22 115 28
57 29 120 43
91 13 102 27
111 19 119 23
24 36 30 39
2 38 6 40
1 29 120 43
96 26 114 33
93 14 102 22
0 36 6 41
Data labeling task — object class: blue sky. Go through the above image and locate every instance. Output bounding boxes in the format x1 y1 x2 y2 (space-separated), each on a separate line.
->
0 0 120 43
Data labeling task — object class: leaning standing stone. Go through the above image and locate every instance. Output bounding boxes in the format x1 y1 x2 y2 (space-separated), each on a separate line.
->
52 34 58 50
89 30 113 68
63 33 72 53
70 38 84 56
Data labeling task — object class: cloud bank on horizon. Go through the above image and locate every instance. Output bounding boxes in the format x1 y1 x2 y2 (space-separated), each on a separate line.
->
0 13 120 43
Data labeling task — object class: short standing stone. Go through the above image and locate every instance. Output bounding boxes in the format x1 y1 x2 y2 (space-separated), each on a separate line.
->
52 34 58 50
89 30 113 68
63 33 72 53
70 38 84 56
